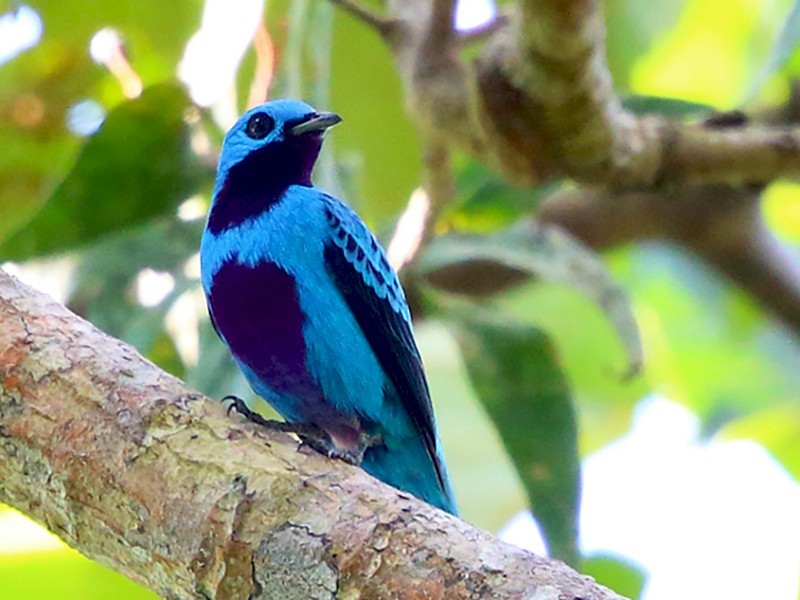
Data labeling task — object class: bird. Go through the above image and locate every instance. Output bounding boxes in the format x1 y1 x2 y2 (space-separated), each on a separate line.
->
200 99 457 515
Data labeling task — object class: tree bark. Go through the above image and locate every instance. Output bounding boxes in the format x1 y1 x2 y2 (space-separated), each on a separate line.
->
0 269 624 599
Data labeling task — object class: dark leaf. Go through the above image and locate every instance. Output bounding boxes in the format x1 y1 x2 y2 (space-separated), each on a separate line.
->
0 83 211 260
622 95 712 117
450 306 580 566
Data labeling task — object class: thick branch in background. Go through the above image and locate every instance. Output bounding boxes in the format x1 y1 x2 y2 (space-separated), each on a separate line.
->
333 0 800 339
372 0 800 187
537 182 800 334
0 270 625 600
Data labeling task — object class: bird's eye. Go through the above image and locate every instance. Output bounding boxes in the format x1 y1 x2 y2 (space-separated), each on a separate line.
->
245 113 274 140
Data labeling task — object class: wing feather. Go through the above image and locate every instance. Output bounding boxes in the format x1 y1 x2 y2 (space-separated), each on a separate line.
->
321 197 446 491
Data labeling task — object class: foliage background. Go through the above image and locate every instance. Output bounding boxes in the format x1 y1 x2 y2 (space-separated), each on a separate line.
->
2 0 800 597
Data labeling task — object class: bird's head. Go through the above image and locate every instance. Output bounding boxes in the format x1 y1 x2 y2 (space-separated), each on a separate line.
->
214 99 342 200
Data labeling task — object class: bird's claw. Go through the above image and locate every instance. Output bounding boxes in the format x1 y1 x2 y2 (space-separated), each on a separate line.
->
221 395 273 428
221 396 335 448
220 395 373 466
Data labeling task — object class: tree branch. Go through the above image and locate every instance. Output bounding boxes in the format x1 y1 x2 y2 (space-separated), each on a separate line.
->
332 0 800 338
336 0 800 188
0 269 625 599
537 183 800 336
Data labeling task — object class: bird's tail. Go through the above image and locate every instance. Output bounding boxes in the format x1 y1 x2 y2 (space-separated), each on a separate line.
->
360 432 458 515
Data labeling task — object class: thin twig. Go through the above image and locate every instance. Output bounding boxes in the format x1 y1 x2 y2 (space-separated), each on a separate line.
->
425 0 457 53
328 0 393 34
422 139 454 242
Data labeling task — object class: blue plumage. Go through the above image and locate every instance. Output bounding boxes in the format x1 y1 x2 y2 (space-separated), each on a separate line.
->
200 100 457 514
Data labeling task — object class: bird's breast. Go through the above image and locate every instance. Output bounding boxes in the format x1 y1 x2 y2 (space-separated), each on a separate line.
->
207 259 319 398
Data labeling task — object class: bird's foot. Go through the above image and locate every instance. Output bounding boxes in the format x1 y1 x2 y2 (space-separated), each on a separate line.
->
221 396 379 466
222 396 319 435
301 435 365 466
300 429 383 466
220 396 351 458
222 395 276 428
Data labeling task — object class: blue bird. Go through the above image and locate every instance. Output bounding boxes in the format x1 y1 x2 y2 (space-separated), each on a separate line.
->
200 99 457 514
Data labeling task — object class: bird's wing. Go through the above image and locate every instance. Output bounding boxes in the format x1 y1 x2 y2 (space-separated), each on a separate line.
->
321 195 446 490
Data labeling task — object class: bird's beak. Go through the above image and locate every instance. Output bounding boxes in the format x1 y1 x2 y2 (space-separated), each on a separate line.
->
288 112 342 136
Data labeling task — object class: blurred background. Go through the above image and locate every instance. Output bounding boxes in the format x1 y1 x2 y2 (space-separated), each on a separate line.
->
2 0 800 598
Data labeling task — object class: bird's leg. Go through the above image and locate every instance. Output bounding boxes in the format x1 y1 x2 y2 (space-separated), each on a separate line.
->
221 396 383 466
301 428 384 466
222 395 275 428
222 395 323 434
221 395 348 457
296 430 361 464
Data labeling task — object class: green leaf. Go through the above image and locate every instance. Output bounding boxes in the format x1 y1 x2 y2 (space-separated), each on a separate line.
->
443 160 558 232
0 83 211 260
721 405 800 483
261 0 419 223
0 0 201 244
147 329 186 380
65 216 202 380
604 0 682 88
621 95 711 117
421 221 643 377
328 3 421 222
582 553 647 599
613 243 800 424
449 305 580 566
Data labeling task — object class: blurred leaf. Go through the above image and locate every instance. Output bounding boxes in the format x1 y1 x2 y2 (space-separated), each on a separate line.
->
721 405 800 482
621 95 711 117
582 552 647 599
450 305 580 566
328 2 421 222
0 504 155 599
65 216 202 382
147 330 185 379
443 160 558 232
0 550 155 599
0 0 200 241
421 221 643 377
262 0 419 222
0 83 211 260
762 181 800 244
748 0 800 95
25 0 199 84
630 0 778 107
306 0 339 195
419 322 528 531
610 243 800 422
495 281 648 455
604 0 682 87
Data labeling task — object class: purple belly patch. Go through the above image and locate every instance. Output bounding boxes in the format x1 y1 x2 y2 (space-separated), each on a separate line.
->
208 259 320 399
